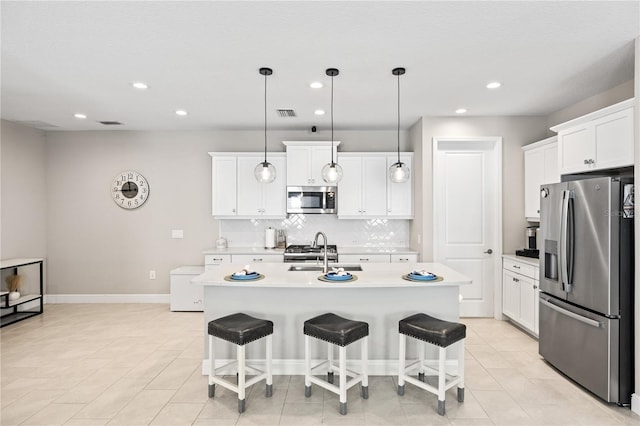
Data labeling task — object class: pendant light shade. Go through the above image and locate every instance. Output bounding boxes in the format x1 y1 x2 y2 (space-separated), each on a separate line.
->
321 68 343 184
389 67 410 183
255 67 276 183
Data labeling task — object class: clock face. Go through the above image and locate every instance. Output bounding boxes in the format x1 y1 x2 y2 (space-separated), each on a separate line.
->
112 171 149 209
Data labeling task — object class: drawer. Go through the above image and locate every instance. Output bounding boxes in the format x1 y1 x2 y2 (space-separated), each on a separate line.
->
340 254 390 263
390 254 418 263
232 254 283 264
503 259 535 279
204 254 232 265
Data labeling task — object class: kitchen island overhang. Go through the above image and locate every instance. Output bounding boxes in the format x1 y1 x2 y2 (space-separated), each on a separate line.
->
192 262 471 376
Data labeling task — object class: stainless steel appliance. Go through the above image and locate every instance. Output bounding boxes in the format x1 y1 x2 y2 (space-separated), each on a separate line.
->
286 186 336 214
283 244 338 263
539 176 634 405
525 226 539 250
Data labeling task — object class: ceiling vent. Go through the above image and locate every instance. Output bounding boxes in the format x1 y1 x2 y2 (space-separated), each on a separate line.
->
16 120 58 129
98 121 123 125
276 109 296 117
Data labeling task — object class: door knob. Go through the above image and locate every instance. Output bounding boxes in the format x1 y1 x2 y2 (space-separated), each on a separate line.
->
484 249 493 254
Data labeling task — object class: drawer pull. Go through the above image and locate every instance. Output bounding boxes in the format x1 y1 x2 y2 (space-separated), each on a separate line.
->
512 277 519 282
253 258 263 262
513 265 520 269
360 258 369 262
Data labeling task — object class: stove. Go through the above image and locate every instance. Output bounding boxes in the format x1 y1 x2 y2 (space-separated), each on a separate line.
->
283 244 338 263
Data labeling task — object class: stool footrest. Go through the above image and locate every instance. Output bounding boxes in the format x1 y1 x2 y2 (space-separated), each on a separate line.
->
309 374 364 394
399 373 462 394
210 372 267 393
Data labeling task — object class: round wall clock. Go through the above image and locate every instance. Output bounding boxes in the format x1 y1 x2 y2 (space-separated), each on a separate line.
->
111 171 149 209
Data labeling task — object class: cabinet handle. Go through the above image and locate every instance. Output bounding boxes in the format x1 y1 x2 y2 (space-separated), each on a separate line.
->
537 209 540 213
232 208 236 213
398 258 408 262
584 159 590 165
360 258 369 262
253 258 263 262
212 258 224 261
589 159 595 164
533 285 538 289
512 277 519 282
513 265 520 269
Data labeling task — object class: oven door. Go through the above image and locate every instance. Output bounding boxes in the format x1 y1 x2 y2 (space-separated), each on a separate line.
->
286 187 336 214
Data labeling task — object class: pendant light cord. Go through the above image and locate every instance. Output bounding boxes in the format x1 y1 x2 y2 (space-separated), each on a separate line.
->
397 71 401 164
264 72 268 164
330 73 335 165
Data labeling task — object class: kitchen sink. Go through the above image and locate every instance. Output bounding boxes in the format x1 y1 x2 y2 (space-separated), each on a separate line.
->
287 264 363 272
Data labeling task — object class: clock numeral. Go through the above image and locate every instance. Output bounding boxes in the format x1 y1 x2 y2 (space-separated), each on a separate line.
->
115 193 120 199
127 173 134 179
120 199 124 204
142 188 147 193
121 175 127 181
134 199 139 205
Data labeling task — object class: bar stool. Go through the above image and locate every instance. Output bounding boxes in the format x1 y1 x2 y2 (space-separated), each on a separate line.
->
397 313 466 415
207 313 273 413
304 313 369 415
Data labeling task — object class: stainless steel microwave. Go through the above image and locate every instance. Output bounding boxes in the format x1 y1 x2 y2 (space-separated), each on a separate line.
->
286 186 337 214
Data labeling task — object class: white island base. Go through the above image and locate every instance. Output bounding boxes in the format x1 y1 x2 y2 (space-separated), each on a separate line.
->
192 262 471 376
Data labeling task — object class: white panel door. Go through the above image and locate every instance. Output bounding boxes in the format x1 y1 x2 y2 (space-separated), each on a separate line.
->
361 156 387 217
593 107 634 169
261 156 286 216
559 124 594 174
236 156 263 215
286 146 311 186
543 143 559 184
310 146 334 185
337 156 363 217
387 154 413 218
211 156 237 216
434 138 500 317
524 147 544 219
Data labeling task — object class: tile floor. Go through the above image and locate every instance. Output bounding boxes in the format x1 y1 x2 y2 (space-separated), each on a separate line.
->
1 304 639 425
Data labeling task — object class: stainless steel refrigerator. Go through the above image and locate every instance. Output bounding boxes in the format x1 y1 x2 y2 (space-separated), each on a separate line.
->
539 176 634 405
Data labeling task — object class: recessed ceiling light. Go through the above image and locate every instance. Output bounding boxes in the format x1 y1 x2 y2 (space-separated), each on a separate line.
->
310 82 323 89
175 110 188 116
132 82 148 90
314 109 325 116
455 108 467 114
74 113 87 119
486 81 501 89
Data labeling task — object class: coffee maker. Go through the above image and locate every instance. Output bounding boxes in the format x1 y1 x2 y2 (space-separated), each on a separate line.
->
516 226 540 258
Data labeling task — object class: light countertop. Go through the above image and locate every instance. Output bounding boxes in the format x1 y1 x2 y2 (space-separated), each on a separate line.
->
502 254 540 267
191 262 471 289
202 246 417 255
202 247 285 255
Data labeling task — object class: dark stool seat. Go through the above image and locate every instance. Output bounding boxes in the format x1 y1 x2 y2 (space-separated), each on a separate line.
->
399 313 466 347
304 312 369 346
208 312 273 345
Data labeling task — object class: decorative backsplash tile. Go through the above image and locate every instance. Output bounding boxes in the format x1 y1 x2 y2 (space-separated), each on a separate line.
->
220 216 410 248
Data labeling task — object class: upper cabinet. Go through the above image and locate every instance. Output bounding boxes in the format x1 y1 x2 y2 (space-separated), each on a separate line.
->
522 137 559 221
283 141 339 186
209 153 287 219
551 99 634 175
338 152 413 219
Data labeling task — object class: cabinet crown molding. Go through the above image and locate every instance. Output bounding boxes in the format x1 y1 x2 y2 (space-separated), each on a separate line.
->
208 152 286 157
522 136 557 152
282 141 341 147
550 98 634 133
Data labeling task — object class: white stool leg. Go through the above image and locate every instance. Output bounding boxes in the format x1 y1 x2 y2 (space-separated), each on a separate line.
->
397 333 406 395
208 335 216 398
327 342 335 384
304 335 312 397
361 336 369 399
237 344 246 413
457 339 465 402
339 345 347 415
266 334 273 397
437 346 446 415
418 340 426 381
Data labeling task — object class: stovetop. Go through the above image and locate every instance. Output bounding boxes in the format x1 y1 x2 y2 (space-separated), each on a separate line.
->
285 244 337 254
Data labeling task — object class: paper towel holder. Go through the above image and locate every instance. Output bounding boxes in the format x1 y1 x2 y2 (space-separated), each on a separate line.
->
264 227 276 249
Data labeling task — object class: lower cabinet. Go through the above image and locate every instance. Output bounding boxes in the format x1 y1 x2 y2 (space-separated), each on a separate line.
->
231 254 283 264
340 253 418 263
502 258 539 336
170 266 205 312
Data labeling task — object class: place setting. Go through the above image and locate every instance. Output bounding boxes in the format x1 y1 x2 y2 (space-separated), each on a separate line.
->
318 267 358 283
402 269 443 283
224 265 265 282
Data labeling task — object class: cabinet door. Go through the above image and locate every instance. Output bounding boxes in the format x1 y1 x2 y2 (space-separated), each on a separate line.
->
232 254 283 264
543 143 559 184
534 283 540 335
390 254 419 263
236 156 264 215
212 156 237 216
524 147 544 219
170 274 204 312
559 124 595 174
340 254 390 263
361 156 387 217
261 156 286 216
310 146 334 185
593 107 634 170
518 275 536 332
387 154 413 218
286 146 311 186
502 270 520 320
337 156 363 217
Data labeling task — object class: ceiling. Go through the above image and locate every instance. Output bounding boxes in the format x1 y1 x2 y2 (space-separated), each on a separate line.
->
1 1 638 132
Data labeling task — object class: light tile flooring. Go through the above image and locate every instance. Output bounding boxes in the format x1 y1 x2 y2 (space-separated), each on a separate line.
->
1 304 639 426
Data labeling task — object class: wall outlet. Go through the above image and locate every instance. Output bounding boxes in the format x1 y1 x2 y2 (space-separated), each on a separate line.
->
171 229 184 239
149 270 156 279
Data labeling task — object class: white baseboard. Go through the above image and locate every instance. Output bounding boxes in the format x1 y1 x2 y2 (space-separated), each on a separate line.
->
632 393 640 415
201 359 460 376
44 294 170 304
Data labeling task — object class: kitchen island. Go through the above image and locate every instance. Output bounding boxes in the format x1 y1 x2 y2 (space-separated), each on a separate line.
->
192 262 471 375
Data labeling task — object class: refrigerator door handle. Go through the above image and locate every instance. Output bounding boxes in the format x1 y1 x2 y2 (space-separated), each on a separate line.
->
560 190 574 293
540 298 601 328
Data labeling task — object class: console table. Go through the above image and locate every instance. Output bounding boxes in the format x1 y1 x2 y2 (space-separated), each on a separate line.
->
1 258 44 327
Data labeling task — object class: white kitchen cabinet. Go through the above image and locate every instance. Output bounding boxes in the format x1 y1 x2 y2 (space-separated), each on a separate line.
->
210 153 286 219
338 154 387 218
502 257 539 336
283 141 339 186
236 156 286 217
204 254 232 272
170 266 205 311
340 254 391 263
552 99 634 175
390 254 419 263
211 155 237 217
386 154 414 218
523 137 559 220
231 254 283 264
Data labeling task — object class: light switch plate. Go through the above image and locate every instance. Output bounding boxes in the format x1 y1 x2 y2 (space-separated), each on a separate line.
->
171 229 184 239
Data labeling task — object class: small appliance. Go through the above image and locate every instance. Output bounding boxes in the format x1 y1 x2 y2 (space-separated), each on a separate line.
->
215 237 228 249
516 226 540 258
286 186 337 214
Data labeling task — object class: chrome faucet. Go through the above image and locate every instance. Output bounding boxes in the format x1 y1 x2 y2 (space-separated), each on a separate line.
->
313 231 329 274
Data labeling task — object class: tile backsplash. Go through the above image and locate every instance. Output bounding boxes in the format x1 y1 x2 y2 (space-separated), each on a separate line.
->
220 215 410 248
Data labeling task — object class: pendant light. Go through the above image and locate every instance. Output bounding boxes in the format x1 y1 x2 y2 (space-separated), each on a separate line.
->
389 67 410 183
321 68 343 184
255 67 276 183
